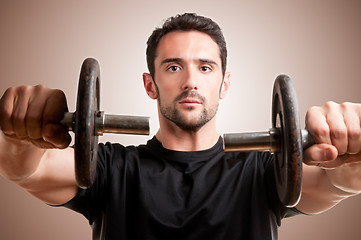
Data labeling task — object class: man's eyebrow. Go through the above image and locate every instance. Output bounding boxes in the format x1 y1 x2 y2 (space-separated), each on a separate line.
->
160 58 183 66
199 58 218 66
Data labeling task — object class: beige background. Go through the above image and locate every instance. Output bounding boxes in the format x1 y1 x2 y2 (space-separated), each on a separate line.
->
1 0 361 239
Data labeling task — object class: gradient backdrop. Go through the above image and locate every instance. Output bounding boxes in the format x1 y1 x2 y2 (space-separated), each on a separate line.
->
1 1 361 239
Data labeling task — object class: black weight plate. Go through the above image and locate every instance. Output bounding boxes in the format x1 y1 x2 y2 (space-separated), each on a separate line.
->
272 75 302 207
74 58 100 188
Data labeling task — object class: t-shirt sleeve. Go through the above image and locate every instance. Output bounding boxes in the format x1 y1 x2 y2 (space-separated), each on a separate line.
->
259 151 304 224
59 142 123 224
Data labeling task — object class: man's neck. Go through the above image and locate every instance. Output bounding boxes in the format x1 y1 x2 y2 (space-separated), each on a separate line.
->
155 118 220 151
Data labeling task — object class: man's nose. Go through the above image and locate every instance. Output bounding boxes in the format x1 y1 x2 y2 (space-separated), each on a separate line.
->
182 68 198 91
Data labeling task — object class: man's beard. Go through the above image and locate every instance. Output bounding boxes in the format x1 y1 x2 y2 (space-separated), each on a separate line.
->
156 87 219 132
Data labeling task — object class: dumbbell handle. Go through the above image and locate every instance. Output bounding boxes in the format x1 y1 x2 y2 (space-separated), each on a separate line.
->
223 128 315 152
61 111 150 136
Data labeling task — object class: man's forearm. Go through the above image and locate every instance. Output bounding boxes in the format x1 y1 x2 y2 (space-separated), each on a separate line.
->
297 162 361 214
326 160 361 195
0 132 46 183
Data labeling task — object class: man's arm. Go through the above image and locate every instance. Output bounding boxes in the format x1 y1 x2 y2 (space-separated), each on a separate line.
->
0 85 78 205
296 101 361 214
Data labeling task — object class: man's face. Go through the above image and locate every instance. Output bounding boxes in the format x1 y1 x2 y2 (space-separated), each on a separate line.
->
151 30 229 131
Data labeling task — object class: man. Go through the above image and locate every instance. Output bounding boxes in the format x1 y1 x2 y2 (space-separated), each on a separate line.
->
0 13 361 239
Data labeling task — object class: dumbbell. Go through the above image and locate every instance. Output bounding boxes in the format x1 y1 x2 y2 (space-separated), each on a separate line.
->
223 75 314 207
60 58 150 189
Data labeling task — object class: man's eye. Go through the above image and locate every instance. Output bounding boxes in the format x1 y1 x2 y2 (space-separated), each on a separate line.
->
168 66 181 72
200 66 212 72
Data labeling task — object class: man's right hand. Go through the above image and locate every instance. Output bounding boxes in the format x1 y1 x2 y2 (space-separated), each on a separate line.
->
0 84 71 149
0 85 78 205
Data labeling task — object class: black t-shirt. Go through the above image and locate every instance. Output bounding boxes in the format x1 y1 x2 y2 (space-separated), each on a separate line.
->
61 136 301 239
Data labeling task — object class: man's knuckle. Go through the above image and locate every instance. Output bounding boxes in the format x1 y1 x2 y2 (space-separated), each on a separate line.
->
331 126 347 140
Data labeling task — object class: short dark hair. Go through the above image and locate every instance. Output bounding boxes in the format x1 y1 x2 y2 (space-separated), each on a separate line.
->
146 13 227 79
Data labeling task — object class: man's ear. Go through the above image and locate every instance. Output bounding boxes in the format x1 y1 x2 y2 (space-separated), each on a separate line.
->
220 72 230 99
143 73 158 99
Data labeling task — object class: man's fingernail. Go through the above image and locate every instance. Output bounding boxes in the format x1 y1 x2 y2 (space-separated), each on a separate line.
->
325 148 334 160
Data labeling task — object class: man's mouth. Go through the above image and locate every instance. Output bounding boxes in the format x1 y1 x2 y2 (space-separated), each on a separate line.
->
179 98 202 104
179 99 202 108
175 91 205 107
